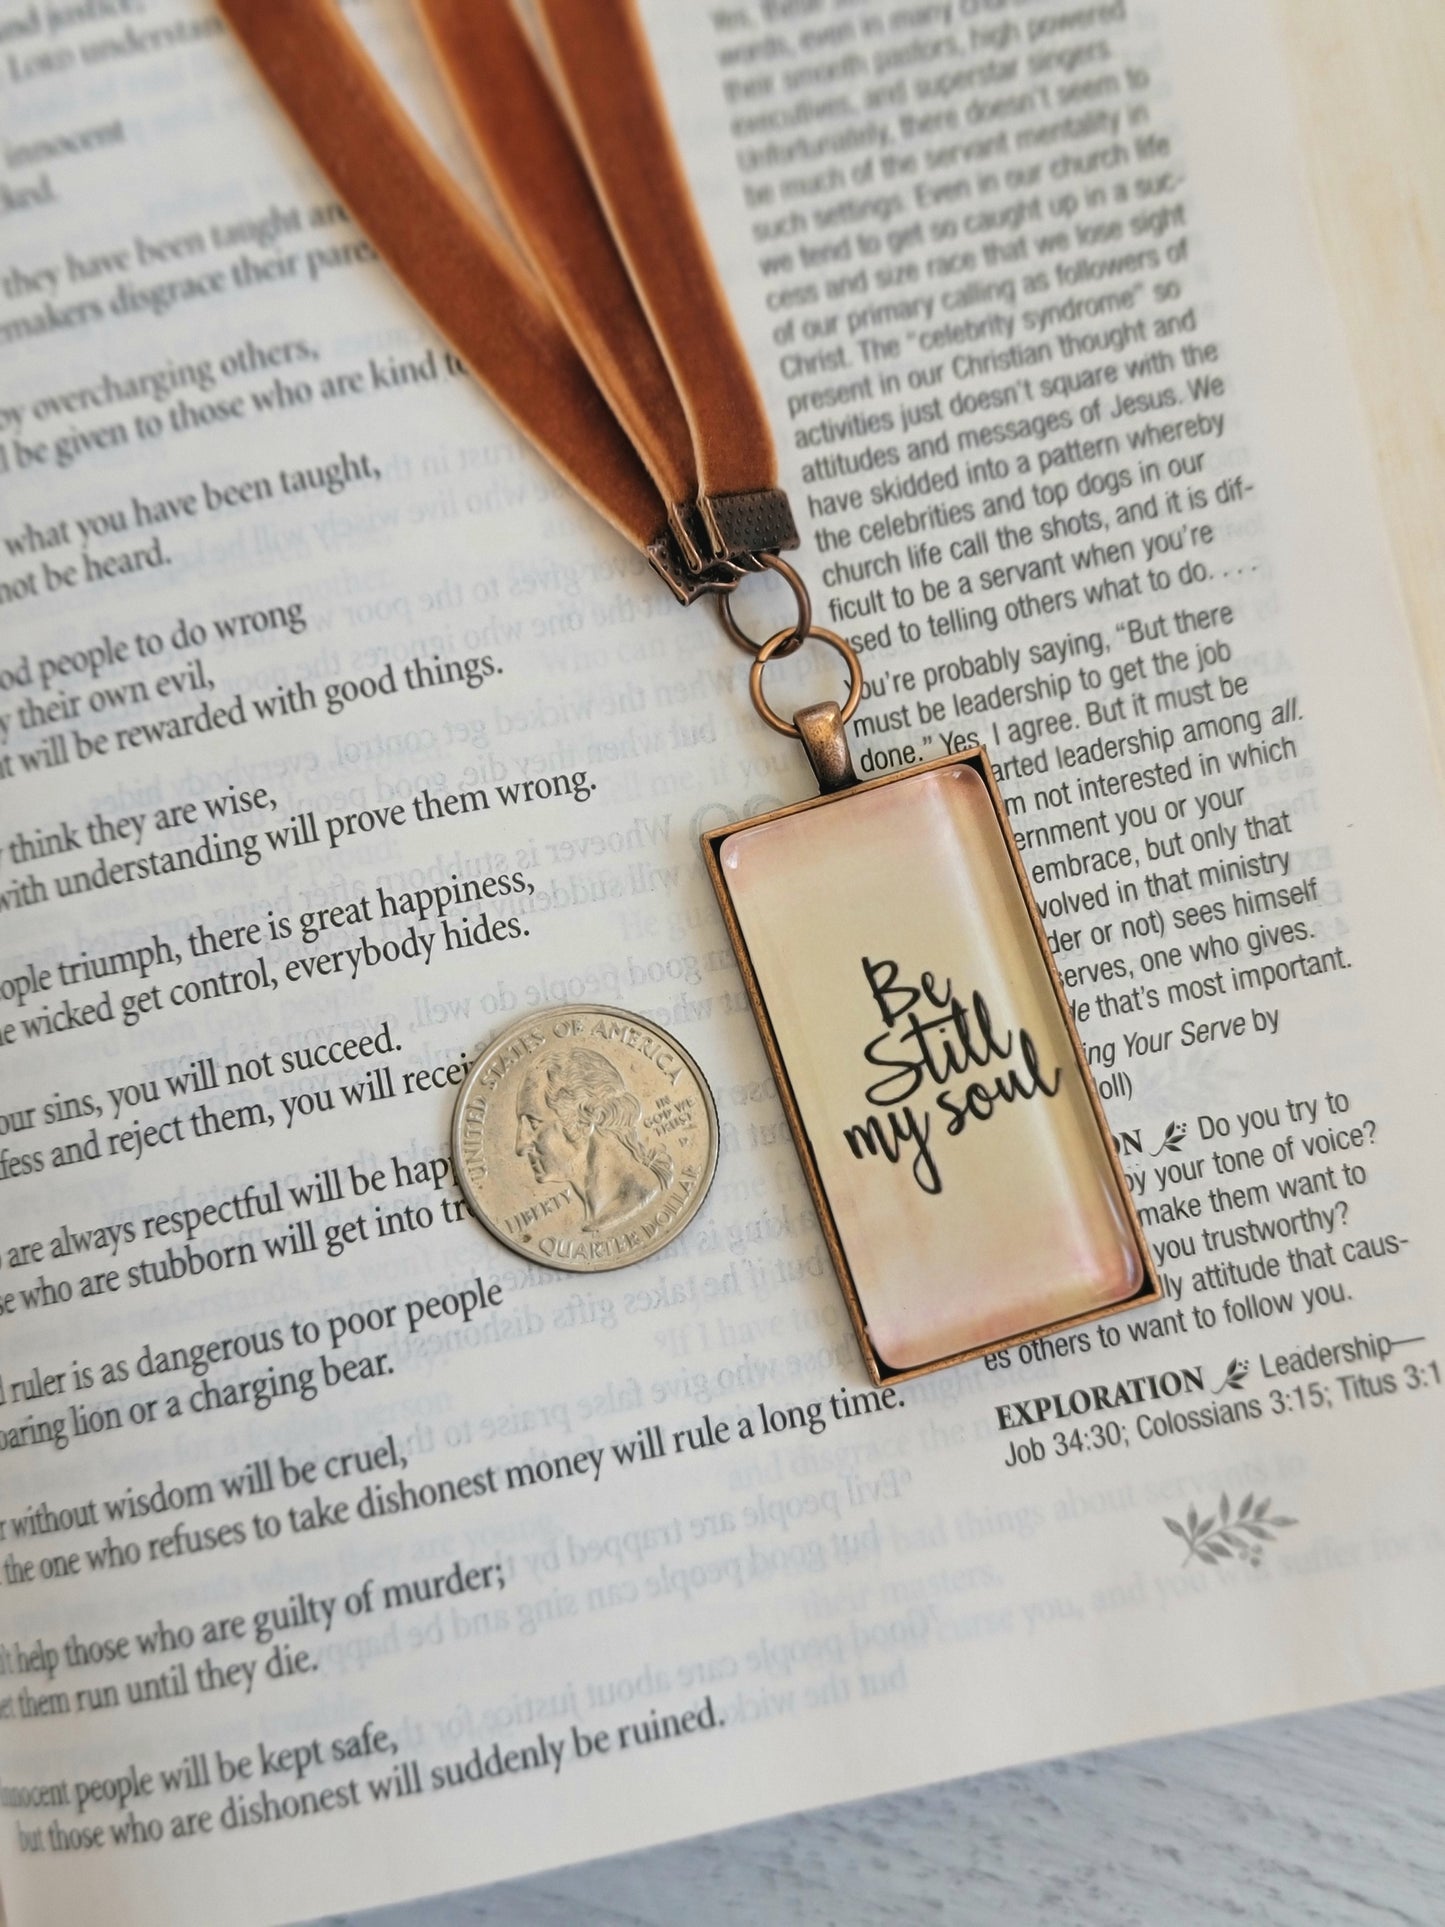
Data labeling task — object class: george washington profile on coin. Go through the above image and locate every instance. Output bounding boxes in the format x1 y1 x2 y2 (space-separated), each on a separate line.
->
453 1005 719 1272
515 1046 674 1233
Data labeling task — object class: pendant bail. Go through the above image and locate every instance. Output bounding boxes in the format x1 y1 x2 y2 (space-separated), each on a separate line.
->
794 699 858 794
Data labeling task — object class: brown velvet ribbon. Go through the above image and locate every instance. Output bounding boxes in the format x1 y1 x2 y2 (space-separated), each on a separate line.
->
415 0 698 515
530 0 780 534
215 0 795 598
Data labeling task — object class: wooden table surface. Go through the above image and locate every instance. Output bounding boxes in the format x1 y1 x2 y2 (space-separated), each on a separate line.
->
331 1695 1445 1919
329 6 1445 1922
334 1687 1445 1925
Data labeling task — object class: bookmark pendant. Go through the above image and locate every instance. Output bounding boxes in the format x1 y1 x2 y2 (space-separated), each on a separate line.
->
703 745 1160 1383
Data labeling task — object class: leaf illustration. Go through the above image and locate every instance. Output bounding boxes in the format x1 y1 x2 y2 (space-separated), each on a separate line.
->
1164 1493 1299 1570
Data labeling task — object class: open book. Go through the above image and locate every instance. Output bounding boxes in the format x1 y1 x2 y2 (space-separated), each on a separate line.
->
2 2 1443 1922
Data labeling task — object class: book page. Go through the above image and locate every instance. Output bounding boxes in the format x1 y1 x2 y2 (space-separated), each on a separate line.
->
1 2 1442 1922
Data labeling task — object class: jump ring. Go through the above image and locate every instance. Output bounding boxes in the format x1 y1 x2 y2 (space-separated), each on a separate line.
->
717 553 811 658
748 624 863 738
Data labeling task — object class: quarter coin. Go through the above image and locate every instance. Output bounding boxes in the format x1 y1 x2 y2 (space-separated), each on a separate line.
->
451 1004 719 1272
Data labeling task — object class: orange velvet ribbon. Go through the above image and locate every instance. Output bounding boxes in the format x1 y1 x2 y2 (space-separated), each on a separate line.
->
215 0 785 592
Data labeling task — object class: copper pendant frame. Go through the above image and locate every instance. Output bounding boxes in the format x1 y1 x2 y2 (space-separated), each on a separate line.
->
702 744 1162 1385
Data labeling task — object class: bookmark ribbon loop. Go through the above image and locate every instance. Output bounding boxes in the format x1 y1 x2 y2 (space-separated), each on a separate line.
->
216 0 797 601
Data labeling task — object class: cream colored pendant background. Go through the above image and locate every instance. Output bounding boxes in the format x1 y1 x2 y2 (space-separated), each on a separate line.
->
707 753 1156 1377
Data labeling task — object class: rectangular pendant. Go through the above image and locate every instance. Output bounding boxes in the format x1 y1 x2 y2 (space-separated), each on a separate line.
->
703 748 1160 1383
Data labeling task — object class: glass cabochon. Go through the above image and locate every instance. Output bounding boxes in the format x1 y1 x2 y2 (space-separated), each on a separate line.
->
709 757 1156 1377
